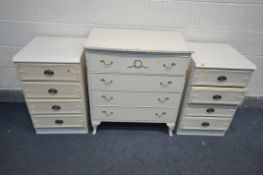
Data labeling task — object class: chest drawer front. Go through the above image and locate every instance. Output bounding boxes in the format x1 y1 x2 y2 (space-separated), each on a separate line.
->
189 87 246 105
92 107 178 122
92 91 180 108
185 104 237 117
32 115 85 128
16 63 80 81
192 69 252 87
90 74 185 92
87 52 189 75
27 100 83 114
22 82 82 99
181 117 232 130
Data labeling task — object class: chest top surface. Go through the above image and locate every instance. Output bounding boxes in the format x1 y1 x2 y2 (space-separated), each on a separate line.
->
13 37 86 63
84 28 192 54
189 42 256 70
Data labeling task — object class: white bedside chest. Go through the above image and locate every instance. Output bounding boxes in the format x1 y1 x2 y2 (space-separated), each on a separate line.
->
84 28 192 136
13 37 89 134
177 42 256 136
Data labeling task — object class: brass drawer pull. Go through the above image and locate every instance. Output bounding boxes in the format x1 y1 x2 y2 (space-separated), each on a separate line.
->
101 95 114 101
155 112 166 118
102 111 114 117
163 63 176 69
44 69 54 76
99 60 113 66
157 97 170 103
206 108 215 113
201 122 210 127
48 88 58 95
217 75 227 81
55 119 64 124
100 78 113 85
52 105 61 111
213 94 222 100
127 60 148 69
160 81 172 87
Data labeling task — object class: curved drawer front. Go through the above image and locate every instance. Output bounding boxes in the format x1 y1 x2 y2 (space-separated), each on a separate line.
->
17 63 81 81
185 104 237 117
189 87 246 105
192 69 252 87
92 91 181 108
22 82 82 99
180 117 232 130
87 52 189 75
27 99 83 114
32 115 85 128
90 74 184 92
92 107 178 122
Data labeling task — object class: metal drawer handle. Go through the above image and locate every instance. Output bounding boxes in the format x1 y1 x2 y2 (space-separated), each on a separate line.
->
163 63 176 69
48 88 58 95
52 105 61 111
160 81 172 87
201 122 210 127
157 97 170 103
155 112 167 118
44 69 54 76
213 94 222 100
99 60 113 66
217 75 227 81
55 119 64 124
100 78 113 86
127 60 149 69
101 95 114 101
102 111 113 117
206 108 215 113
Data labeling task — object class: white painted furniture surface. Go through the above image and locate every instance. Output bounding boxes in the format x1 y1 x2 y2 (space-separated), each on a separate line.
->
13 37 88 134
85 28 192 136
177 42 256 136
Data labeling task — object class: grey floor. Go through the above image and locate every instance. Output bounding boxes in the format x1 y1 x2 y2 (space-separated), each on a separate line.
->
0 102 263 175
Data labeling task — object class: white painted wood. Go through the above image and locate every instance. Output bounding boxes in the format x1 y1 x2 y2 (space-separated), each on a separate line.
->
16 63 81 81
192 69 253 87
21 82 82 99
84 28 192 54
177 129 226 136
92 91 180 108
35 128 88 134
13 37 86 63
87 51 189 75
90 74 185 92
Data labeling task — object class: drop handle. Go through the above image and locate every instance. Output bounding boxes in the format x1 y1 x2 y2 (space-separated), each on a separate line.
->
100 78 113 85
217 75 227 81
155 112 167 118
101 111 114 117
201 122 210 127
48 88 58 95
55 119 64 124
44 69 54 76
99 60 113 66
101 95 114 101
163 63 176 69
157 97 170 103
206 108 215 113
52 105 61 111
213 94 222 100
160 81 173 87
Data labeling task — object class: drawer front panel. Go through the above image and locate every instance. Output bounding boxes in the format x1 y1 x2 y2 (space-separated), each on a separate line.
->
189 87 246 105
32 115 85 128
16 63 80 81
181 117 232 130
87 52 189 75
90 74 185 92
27 100 83 114
92 91 181 108
192 69 252 87
92 107 178 122
185 104 237 117
22 82 82 99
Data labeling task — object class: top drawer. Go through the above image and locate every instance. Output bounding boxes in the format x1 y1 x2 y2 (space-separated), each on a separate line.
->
86 52 189 75
192 69 252 87
16 63 81 81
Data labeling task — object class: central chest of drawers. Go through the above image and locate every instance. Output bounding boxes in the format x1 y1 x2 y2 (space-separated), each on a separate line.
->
85 28 192 136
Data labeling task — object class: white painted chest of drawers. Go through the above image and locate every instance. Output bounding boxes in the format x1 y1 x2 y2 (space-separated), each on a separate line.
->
13 37 89 134
85 28 192 136
177 42 256 136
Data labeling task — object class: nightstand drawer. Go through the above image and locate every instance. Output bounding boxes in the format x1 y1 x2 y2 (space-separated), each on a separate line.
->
92 91 180 108
192 69 252 87
189 87 246 105
90 74 185 92
22 82 82 99
16 63 81 81
32 115 85 128
27 99 83 114
181 117 232 130
92 107 178 122
87 52 189 75
185 104 237 117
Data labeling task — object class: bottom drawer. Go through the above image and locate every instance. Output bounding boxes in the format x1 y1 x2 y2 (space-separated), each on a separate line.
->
180 117 232 131
92 107 179 122
32 115 85 128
